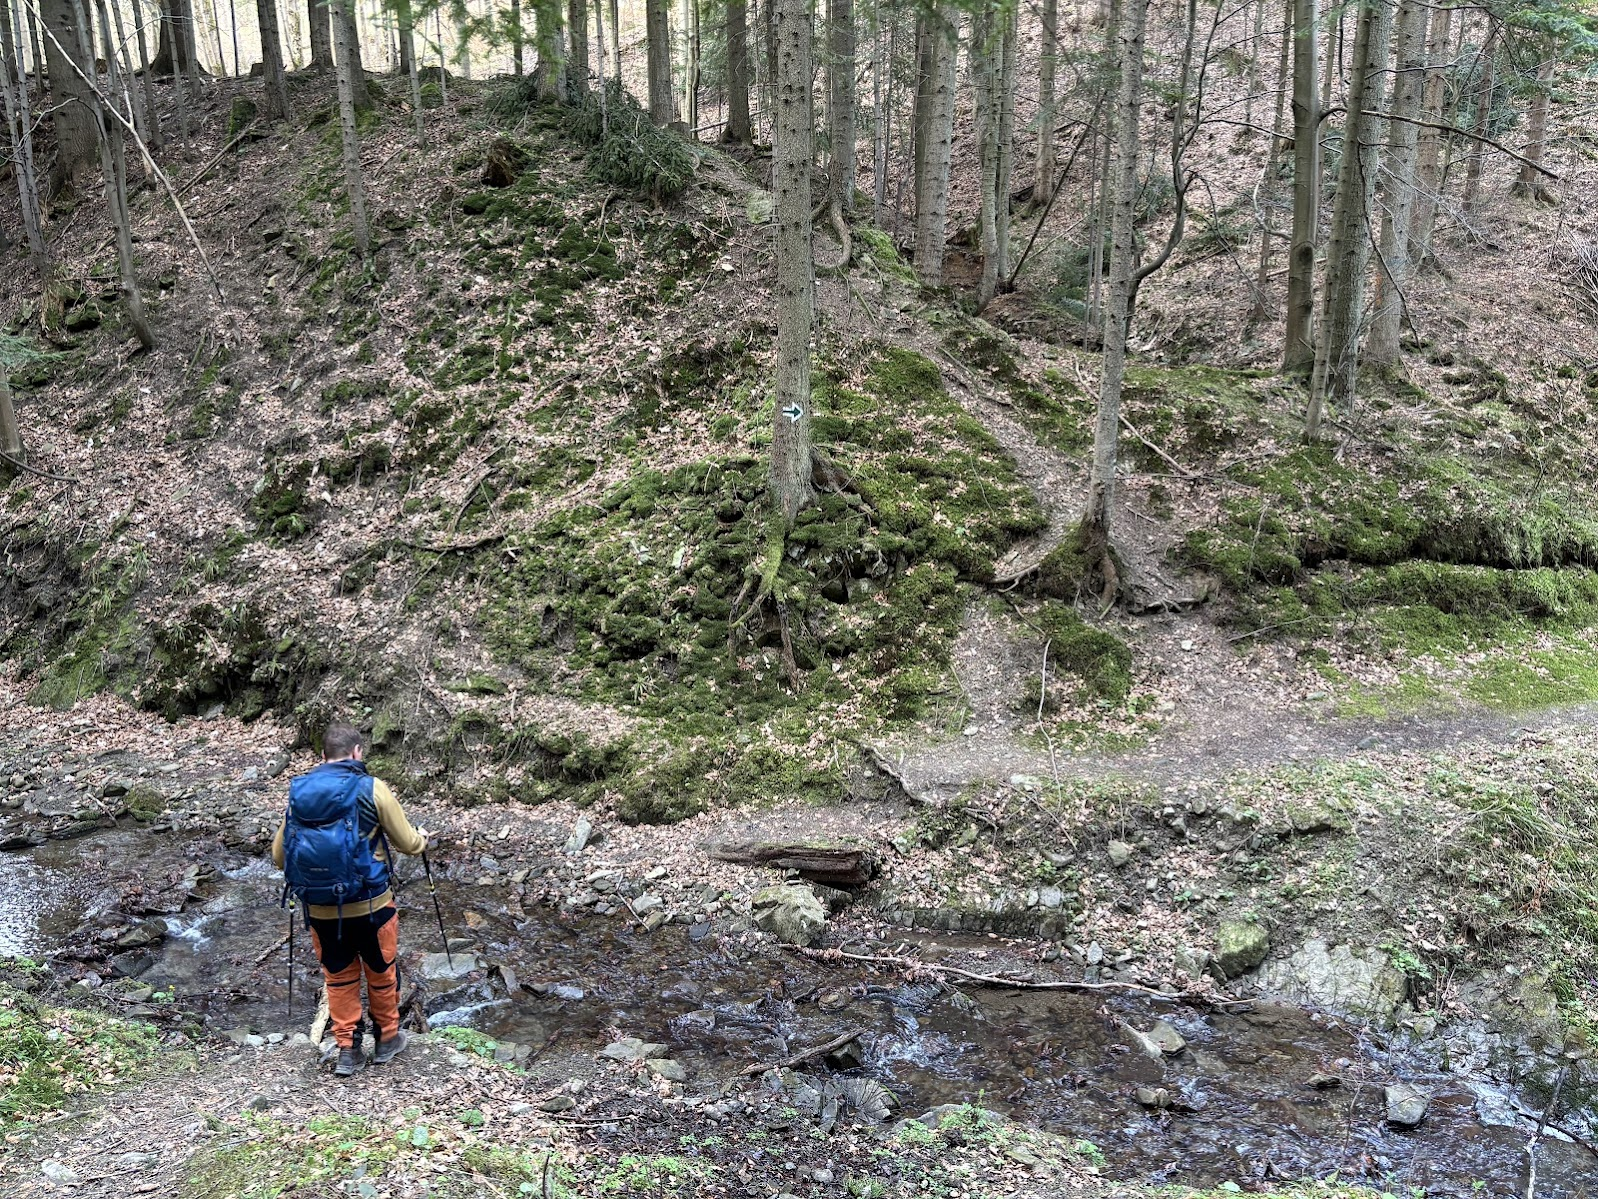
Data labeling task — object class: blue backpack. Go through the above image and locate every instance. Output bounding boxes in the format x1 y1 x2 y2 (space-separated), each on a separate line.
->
281 760 392 922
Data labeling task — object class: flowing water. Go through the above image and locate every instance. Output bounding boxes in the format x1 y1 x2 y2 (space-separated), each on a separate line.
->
4 828 1595 1196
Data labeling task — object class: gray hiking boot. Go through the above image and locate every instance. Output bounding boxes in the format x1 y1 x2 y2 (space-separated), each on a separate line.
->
373 1029 410 1065
334 1043 364 1077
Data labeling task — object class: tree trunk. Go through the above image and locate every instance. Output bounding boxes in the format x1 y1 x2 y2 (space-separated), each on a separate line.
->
724 0 749 142
1306 0 1391 439
306 0 330 69
0 0 46 270
1034 0 1058 200
770 0 813 525
106 0 146 148
329 0 369 257
39 0 99 195
680 0 697 131
84 0 154 348
1460 17 1497 218
130 0 163 149
151 0 196 73
1248 0 1290 326
510 0 524 73
533 1 565 101
1408 0 1450 259
761 0 775 140
911 11 929 212
256 0 288 120
1319 0 1340 111
826 0 853 207
339 0 368 108
1281 0 1318 375
912 7 956 284
454 0 471 78
567 0 588 99
995 1 1015 282
1512 51 1554 203
1365 0 1425 368
1243 0 1264 136
400 0 422 138
871 4 888 221
608 0 619 83
1083 0 1146 541
646 0 671 124
972 3 1000 306
0 370 22 467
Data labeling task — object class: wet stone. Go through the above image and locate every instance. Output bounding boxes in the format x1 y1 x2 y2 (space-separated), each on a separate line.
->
600 1037 669 1062
1386 1083 1431 1128
539 1095 577 1112
646 1058 686 1082
1214 919 1270 978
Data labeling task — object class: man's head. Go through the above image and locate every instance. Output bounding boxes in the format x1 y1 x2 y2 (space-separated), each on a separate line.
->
322 723 365 763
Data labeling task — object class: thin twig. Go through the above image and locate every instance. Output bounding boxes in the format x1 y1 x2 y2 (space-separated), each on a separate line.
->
0 451 78 482
1118 414 1195 479
176 123 260 196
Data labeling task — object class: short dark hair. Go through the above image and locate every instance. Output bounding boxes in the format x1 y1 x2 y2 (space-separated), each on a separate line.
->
322 723 365 760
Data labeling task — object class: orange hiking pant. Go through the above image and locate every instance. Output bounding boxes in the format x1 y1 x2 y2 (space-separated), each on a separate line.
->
308 904 401 1048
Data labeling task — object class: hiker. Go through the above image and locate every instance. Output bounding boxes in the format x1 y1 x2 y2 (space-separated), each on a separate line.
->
272 723 429 1077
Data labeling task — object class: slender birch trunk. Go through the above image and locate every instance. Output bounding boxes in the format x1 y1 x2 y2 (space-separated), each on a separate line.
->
1083 0 1147 544
329 0 369 257
1365 0 1425 368
1282 0 1318 374
770 0 813 525
724 0 750 142
1306 0 1392 438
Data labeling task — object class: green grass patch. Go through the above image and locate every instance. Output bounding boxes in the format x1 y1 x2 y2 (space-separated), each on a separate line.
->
182 1112 399 1199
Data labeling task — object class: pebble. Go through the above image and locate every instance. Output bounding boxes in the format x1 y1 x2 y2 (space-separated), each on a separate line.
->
40 1160 80 1185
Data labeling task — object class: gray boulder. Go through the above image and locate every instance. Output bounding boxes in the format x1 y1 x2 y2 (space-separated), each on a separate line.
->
1385 1083 1430 1127
1214 918 1270 978
1256 939 1406 1025
751 883 827 947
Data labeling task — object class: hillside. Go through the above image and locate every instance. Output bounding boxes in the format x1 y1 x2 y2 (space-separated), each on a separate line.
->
3 43 1598 1199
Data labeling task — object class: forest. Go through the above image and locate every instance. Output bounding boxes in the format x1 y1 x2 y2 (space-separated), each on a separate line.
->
2 0 1598 1194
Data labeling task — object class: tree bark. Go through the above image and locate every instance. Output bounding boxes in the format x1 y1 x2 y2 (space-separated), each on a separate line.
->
329 0 369 257
1248 0 1290 326
86 0 154 348
130 0 160 147
399 0 422 139
912 6 956 284
0 0 46 270
1034 0 1058 200
1306 0 1391 439
39 0 99 194
972 2 1000 306
680 0 697 131
306 0 330 69
871 3 888 221
533 1 565 101
567 0 588 99
106 0 146 147
1407 0 1451 262
770 0 813 526
151 0 197 73
339 0 368 108
724 0 749 142
510 0 524 73
1512 51 1554 203
256 0 288 120
1083 0 1147 540
608 0 619 82
1365 0 1425 368
1281 0 1318 375
1460 16 1497 218
826 0 854 207
995 1 1016 282
645 0 671 124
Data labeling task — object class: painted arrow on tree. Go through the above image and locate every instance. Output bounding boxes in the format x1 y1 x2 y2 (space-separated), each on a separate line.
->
782 404 804 423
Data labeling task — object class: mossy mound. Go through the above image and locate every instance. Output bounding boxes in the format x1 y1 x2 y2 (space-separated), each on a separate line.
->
1034 601 1133 706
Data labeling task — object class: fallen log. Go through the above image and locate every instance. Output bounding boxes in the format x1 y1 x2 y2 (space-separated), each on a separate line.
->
707 841 877 888
740 1029 862 1076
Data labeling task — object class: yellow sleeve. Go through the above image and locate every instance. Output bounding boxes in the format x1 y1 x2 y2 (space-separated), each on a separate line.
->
271 819 285 869
374 780 426 856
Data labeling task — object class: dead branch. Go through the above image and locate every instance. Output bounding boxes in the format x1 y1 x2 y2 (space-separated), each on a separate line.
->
1362 110 1560 180
0 451 78 483
739 1029 861 1076
176 124 260 197
785 945 1252 1009
1119 414 1196 479
252 929 291 965
853 741 937 805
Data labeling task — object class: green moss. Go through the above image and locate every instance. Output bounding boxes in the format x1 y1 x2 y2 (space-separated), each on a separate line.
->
250 458 314 539
0 985 161 1130
123 784 167 821
182 1113 398 1199
1034 601 1133 704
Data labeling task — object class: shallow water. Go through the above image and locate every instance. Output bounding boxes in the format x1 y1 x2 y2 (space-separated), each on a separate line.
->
6 828 1596 1196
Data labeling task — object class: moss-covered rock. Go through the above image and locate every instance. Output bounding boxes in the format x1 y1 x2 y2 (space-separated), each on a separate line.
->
1215 918 1270 978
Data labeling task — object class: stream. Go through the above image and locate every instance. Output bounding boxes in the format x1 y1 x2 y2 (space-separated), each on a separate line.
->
3 827 1595 1197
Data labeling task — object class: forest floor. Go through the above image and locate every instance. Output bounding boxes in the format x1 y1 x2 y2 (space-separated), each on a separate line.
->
3 48 1598 1199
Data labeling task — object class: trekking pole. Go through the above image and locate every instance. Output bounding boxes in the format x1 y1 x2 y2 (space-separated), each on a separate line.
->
421 848 453 971
286 896 295 1019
